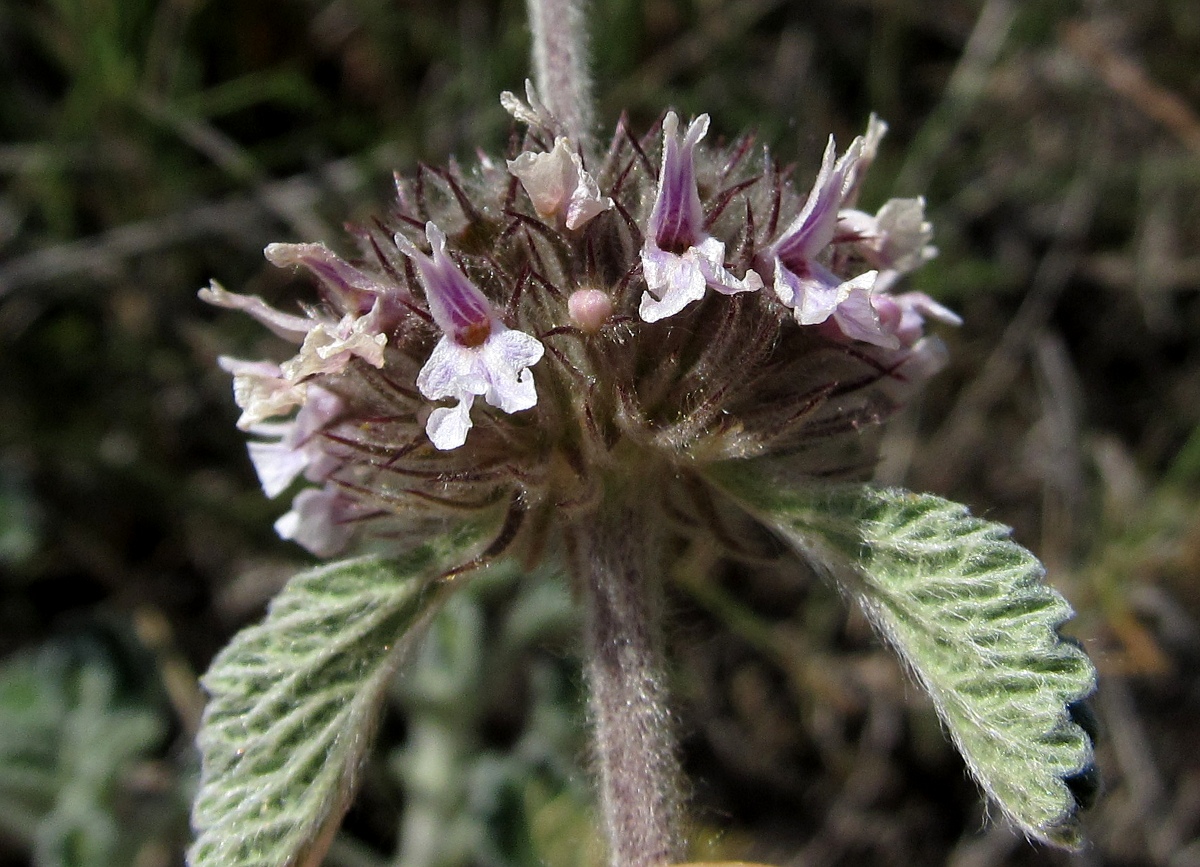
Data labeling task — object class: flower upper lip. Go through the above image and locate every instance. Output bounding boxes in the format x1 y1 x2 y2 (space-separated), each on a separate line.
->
648 112 708 253
765 135 863 269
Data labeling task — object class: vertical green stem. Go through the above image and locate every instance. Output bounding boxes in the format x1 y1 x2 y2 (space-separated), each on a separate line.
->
526 0 594 142
579 504 684 867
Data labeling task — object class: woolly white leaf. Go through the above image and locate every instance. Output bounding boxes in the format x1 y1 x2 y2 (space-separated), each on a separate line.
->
710 466 1097 848
188 530 490 867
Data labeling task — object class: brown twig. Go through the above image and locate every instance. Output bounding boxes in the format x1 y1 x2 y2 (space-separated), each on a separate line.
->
1062 20 1200 155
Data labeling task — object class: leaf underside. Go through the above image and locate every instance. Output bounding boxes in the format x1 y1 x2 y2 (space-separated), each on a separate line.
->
188 547 464 867
710 465 1097 848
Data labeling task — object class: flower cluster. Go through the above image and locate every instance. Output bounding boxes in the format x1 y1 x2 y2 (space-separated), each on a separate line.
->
206 87 959 559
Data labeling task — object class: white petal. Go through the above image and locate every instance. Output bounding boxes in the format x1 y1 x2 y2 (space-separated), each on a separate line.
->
500 90 541 127
416 335 489 402
796 280 847 326
772 260 801 308
889 291 962 345
874 197 936 273
425 399 475 450
509 138 613 230
416 324 543 447
836 208 880 242
694 237 759 296
500 79 554 129
564 154 613 229
773 260 847 326
508 140 573 218
832 272 900 348
565 194 613 230
247 440 308 498
200 281 311 341
842 114 889 207
862 114 889 161
285 386 345 447
224 363 306 429
480 328 544 412
895 292 962 327
217 356 284 378
639 245 707 322
281 306 388 382
683 114 711 149
274 487 354 557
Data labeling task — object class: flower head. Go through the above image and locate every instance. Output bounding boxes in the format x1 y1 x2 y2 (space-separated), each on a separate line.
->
206 102 956 557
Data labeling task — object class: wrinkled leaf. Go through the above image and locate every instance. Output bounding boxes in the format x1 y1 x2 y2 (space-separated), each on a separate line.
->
710 465 1097 848
189 529 491 867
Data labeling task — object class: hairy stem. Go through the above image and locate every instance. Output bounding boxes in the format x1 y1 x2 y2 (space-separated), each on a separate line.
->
579 505 684 867
526 0 594 142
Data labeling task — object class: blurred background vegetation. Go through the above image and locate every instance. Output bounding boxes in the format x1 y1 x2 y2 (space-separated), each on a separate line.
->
1 0 1199 864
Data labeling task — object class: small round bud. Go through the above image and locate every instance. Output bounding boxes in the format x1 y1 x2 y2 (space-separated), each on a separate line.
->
568 289 614 333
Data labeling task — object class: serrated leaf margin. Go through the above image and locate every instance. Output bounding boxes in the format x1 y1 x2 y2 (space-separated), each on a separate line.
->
187 540 478 867
708 465 1097 848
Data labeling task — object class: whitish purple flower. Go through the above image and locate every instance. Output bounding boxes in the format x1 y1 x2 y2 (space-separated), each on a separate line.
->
837 197 937 275
871 287 963 348
508 137 613 230
202 248 393 385
639 112 761 323
280 301 389 382
216 357 306 430
794 269 889 345
760 135 907 345
274 484 358 557
764 123 959 350
260 242 401 381
265 242 405 318
397 222 545 450
200 281 311 342
245 386 345 498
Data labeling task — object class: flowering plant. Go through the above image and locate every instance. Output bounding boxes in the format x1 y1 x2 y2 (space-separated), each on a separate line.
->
188 4 1097 866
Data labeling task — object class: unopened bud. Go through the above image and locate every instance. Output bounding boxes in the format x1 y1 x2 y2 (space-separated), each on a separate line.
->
568 289 614 333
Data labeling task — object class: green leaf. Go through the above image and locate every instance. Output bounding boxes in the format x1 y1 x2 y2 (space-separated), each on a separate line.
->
709 465 1097 848
0 641 167 866
188 535 488 867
